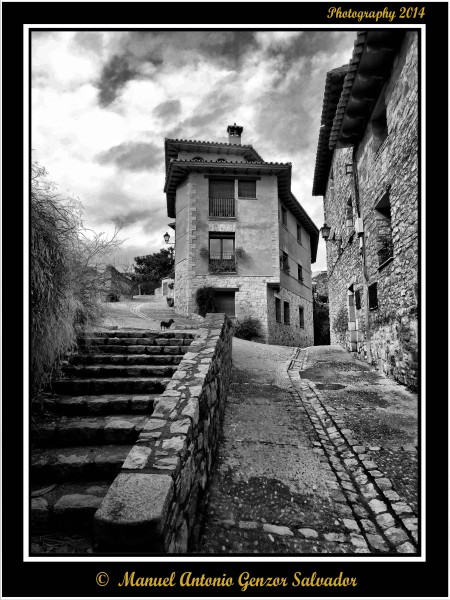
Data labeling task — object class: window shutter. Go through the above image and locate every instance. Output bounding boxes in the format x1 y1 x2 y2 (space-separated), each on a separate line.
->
238 180 256 198
209 179 234 198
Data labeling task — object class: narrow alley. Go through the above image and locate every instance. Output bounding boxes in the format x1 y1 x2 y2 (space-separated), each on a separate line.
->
197 339 418 554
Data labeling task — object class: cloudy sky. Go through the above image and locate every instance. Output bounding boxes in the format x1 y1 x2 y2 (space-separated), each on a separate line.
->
31 29 356 272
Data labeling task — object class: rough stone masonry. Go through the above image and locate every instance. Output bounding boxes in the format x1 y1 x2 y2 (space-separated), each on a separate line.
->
94 313 233 552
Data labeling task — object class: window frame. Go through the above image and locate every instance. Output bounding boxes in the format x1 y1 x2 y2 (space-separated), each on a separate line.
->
283 301 290 325
368 282 378 310
237 179 257 199
297 224 302 243
275 297 281 323
297 264 303 282
281 205 288 227
299 306 305 328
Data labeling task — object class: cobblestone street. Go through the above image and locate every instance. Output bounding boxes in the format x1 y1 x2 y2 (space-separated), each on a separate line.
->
197 340 418 555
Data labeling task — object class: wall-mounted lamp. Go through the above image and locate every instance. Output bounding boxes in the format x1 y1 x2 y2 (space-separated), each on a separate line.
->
163 232 175 245
320 223 331 241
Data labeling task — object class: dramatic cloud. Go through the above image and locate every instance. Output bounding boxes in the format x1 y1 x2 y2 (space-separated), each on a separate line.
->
95 141 163 171
32 29 356 271
153 99 182 120
97 54 138 107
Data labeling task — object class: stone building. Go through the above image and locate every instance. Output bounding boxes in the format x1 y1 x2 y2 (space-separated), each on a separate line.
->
164 125 319 346
312 31 418 390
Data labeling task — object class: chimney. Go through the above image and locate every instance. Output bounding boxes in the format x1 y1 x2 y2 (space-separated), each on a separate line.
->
227 123 243 145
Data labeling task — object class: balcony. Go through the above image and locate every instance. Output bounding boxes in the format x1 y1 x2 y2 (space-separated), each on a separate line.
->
209 251 236 273
209 197 235 218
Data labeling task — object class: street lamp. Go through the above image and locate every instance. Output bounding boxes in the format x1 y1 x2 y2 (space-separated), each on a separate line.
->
320 223 331 241
163 232 175 245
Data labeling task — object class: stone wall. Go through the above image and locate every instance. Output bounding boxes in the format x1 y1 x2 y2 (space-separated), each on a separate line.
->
322 32 418 390
94 313 233 552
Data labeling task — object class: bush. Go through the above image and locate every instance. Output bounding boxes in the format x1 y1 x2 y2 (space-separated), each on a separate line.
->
168 282 174 290
195 287 216 317
233 317 262 340
31 162 123 399
332 305 348 345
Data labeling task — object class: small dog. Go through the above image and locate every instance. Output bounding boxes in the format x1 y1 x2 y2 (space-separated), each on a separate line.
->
160 318 174 331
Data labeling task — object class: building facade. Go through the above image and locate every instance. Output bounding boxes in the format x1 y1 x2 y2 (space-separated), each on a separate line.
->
313 31 419 390
164 125 319 346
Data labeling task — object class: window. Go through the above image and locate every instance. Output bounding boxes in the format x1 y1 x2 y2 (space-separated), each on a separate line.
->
346 197 354 236
284 302 290 324
355 289 361 310
280 251 289 274
368 283 378 310
281 205 287 227
209 179 235 217
375 190 394 266
275 297 281 322
238 180 256 198
299 307 305 328
209 233 235 273
371 86 388 153
298 264 303 282
297 224 302 243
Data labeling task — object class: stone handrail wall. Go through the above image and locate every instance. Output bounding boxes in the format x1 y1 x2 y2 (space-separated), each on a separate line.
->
94 313 233 552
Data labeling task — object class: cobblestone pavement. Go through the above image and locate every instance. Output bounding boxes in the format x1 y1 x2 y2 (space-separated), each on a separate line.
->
196 341 419 555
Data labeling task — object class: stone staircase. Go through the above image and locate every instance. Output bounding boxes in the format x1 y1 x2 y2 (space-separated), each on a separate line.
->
30 329 194 552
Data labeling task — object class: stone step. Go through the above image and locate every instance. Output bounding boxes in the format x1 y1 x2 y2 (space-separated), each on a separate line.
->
87 331 194 339
71 354 183 366
31 445 133 482
41 393 157 415
51 377 170 396
79 345 191 355
31 481 110 532
79 336 193 347
32 415 149 447
62 364 178 379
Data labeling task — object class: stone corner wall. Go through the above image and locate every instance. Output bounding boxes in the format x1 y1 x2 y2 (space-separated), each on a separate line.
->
94 313 233 552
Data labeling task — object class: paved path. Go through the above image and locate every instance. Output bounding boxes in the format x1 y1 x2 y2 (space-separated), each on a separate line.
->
95 297 200 331
196 341 418 555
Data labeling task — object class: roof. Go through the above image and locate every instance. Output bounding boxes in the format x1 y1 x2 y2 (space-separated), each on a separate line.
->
312 65 348 196
164 138 264 176
164 139 319 262
329 30 405 149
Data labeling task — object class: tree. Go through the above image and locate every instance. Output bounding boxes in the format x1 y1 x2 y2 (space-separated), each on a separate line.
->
133 248 174 294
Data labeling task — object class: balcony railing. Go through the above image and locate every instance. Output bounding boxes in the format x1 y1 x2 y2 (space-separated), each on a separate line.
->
209 197 235 218
209 251 236 273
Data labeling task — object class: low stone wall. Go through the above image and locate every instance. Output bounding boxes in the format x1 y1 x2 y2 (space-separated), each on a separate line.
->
94 313 233 552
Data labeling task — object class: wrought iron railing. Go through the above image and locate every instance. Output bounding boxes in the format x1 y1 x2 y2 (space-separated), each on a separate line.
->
209 251 236 273
209 197 235 218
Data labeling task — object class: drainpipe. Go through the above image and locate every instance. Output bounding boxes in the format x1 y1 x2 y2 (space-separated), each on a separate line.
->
352 148 371 362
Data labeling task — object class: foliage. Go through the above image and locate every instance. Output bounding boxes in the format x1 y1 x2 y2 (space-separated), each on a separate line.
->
168 282 174 290
195 287 216 317
332 305 348 344
209 259 236 273
166 297 174 307
31 162 124 399
233 317 262 341
199 246 209 259
235 247 245 259
132 248 174 294
107 293 120 302
313 301 330 345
